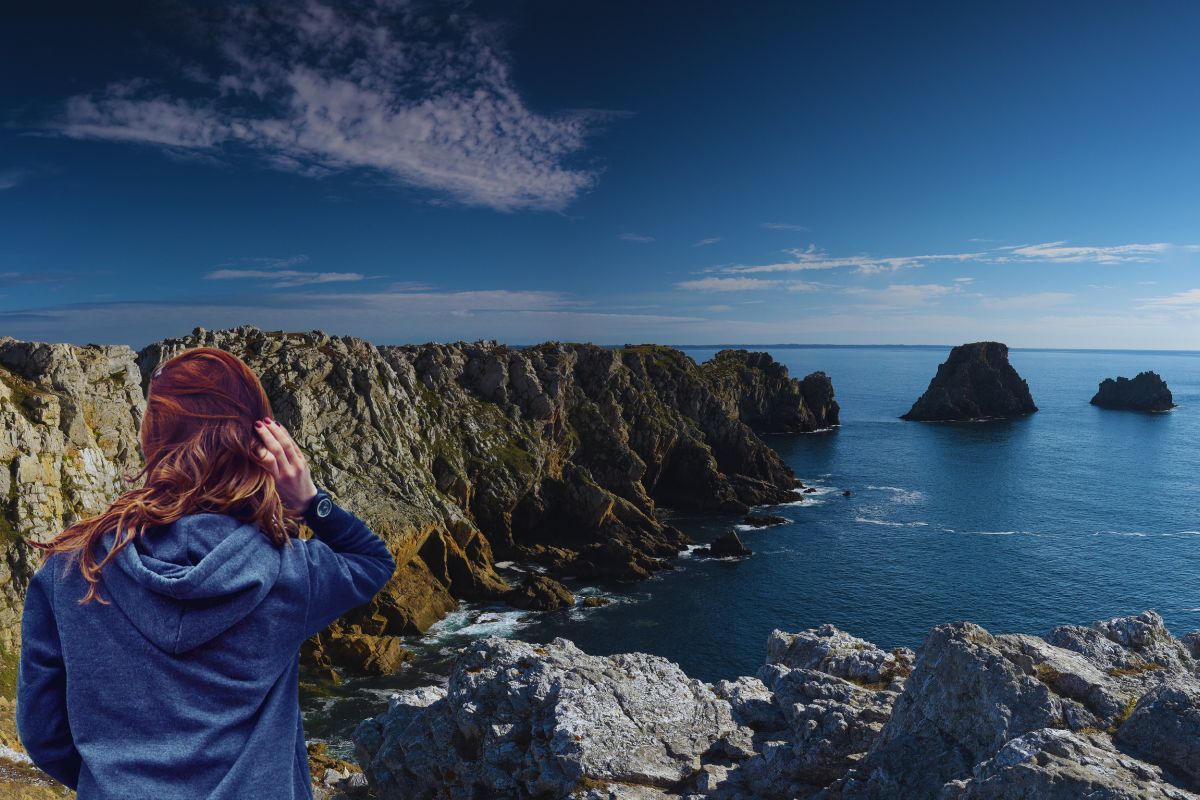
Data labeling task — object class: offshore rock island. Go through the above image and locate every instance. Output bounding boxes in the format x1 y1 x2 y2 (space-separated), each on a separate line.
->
355 610 1200 800
902 342 1038 422
1091 371 1176 412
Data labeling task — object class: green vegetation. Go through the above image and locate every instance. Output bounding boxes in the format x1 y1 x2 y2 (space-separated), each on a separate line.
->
1106 662 1165 677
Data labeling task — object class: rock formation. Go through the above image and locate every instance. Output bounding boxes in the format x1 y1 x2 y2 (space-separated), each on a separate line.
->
0 326 828 684
1091 371 1176 412
354 610 1200 799
902 342 1037 422
701 350 839 432
695 530 752 558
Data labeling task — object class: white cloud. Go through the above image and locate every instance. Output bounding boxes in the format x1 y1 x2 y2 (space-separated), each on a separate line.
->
760 222 808 231
676 277 781 292
995 241 1171 263
51 1 601 212
725 244 985 276
0 169 29 190
204 268 370 288
619 233 655 243
850 283 961 306
694 237 721 247
1138 289 1200 309
979 292 1075 310
716 239 1193 277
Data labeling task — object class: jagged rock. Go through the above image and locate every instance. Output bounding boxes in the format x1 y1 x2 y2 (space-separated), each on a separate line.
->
734 665 898 796
1 326 819 683
901 342 1037 422
505 574 575 610
319 630 412 676
742 513 787 528
353 637 743 799
701 350 839 433
353 612 1200 800
1116 684 1200 791
1091 371 1176 412
710 531 751 557
0 337 146 679
766 625 914 688
949 728 1199 800
582 596 610 607
696 531 751 558
834 622 1066 798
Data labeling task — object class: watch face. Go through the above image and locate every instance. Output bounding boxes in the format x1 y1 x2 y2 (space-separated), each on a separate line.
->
316 497 333 518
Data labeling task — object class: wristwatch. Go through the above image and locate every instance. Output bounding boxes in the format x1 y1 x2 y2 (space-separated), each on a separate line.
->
304 486 334 523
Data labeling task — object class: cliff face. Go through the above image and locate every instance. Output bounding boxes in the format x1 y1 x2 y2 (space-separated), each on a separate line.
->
902 342 1037 422
355 610 1200 800
1091 371 1176 412
0 326 829 681
700 349 840 433
0 337 146 693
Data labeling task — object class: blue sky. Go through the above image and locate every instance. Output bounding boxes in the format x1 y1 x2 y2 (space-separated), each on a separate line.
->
4 0 1200 349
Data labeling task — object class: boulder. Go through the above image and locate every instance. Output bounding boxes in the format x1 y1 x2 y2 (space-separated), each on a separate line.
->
742 513 788 528
1091 371 1176 411
901 342 1037 421
504 574 575 611
696 531 752 558
353 637 743 798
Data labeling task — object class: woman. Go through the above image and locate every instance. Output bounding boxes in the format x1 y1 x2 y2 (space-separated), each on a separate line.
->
15 347 397 799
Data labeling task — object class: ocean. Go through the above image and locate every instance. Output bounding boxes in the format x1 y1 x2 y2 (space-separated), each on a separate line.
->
301 345 1200 755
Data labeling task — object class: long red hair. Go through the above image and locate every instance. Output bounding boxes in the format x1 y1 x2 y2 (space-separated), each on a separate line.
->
29 346 300 605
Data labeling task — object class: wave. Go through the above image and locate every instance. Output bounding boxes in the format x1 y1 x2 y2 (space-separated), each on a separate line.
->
855 517 929 528
865 485 927 504
421 606 531 650
734 517 791 532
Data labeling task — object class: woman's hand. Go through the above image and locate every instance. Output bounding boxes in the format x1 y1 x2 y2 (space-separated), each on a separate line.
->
254 417 319 515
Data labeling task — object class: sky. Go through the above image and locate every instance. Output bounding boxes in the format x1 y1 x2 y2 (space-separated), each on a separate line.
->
4 0 1200 350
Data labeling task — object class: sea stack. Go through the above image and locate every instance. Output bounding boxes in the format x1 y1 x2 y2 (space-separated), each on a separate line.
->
902 341 1037 421
1090 371 1175 412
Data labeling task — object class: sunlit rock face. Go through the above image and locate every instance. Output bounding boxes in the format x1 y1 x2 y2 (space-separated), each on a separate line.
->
354 611 1200 800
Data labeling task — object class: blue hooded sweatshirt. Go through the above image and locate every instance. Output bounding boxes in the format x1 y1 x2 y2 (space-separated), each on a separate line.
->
15 496 397 799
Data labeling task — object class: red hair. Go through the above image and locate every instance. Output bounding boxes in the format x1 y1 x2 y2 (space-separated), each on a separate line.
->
29 347 299 605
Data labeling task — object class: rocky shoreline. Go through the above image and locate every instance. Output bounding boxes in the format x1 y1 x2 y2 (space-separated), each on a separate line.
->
353 610 1200 799
0 326 836 684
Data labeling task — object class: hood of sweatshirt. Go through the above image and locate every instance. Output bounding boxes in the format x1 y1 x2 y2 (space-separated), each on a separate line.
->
98 513 284 655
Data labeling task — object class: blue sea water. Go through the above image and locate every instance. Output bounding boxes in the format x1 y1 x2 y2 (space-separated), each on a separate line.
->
302 346 1200 753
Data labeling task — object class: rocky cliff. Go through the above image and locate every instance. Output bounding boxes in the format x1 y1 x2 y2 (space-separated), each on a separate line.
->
1091 372 1176 412
0 326 831 684
354 610 1200 800
902 342 1037 422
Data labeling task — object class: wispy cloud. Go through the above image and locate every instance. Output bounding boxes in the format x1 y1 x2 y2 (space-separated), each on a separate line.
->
711 239 1191 278
676 277 780 292
760 222 808 232
0 270 84 285
994 241 1172 263
49 1 604 212
1138 289 1200 309
722 244 985 276
0 169 29 190
844 283 963 307
204 269 371 288
694 237 721 247
979 292 1075 310
619 233 655 243
217 255 310 269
